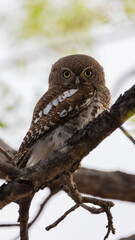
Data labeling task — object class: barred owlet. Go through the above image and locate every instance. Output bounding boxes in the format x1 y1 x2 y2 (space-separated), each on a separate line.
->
13 54 111 168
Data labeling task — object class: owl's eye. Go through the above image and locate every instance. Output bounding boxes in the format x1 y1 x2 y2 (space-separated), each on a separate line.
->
84 69 93 78
63 70 71 79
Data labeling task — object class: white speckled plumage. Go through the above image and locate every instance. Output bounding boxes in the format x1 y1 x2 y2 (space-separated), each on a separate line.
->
13 54 110 168
26 97 104 167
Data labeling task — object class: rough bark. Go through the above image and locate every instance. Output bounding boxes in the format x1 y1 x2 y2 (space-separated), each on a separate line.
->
0 139 16 179
0 85 134 208
0 85 134 240
120 235 135 240
74 168 135 202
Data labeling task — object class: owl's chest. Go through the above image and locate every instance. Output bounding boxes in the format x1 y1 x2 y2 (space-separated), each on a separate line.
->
47 98 104 148
27 98 104 167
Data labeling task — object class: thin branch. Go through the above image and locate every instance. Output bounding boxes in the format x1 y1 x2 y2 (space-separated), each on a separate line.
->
81 204 104 214
0 85 134 240
0 139 16 157
29 189 58 228
46 203 80 231
120 126 135 145
82 196 115 240
0 189 58 240
62 173 115 239
46 173 115 239
0 223 19 227
0 146 14 161
0 85 134 209
104 205 115 240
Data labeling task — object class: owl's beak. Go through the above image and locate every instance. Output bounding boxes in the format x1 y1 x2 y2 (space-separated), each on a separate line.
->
75 76 81 85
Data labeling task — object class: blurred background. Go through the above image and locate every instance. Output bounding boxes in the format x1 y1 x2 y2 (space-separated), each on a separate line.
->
0 0 135 239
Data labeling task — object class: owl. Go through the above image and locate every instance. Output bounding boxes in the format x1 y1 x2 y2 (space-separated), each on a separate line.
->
13 54 111 168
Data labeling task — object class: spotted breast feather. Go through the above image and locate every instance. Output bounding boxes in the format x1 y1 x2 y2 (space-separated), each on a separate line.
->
13 84 95 167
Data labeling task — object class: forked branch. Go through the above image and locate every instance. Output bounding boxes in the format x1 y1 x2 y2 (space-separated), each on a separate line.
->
46 173 115 239
0 85 134 240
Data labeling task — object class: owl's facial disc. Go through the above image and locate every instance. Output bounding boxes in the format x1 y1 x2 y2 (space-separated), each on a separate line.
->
75 67 93 86
60 65 95 88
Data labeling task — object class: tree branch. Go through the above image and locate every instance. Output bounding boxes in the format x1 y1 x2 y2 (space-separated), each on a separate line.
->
0 190 58 240
74 168 135 202
18 196 32 240
47 173 115 240
0 145 14 161
0 139 17 179
0 85 134 208
0 144 135 204
119 126 135 145
119 235 135 240
46 203 80 231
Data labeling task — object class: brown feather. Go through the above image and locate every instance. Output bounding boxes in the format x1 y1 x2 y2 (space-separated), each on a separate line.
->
13 54 111 168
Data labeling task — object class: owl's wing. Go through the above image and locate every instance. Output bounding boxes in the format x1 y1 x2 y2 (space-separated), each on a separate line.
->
13 84 95 167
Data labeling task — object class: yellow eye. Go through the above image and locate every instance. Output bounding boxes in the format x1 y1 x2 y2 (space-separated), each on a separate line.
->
84 69 93 78
63 70 71 79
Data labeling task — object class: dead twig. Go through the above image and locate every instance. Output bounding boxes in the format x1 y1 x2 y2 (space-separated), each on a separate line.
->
81 203 104 214
46 173 115 239
0 190 58 240
0 85 134 240
46 203 80 231
0 146 14 161
29 189 58 228
62 173 115 240
120 126 135 145
0 223 19 227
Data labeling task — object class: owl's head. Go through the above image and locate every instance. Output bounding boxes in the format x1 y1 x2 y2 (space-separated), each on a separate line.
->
49 54 105 88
